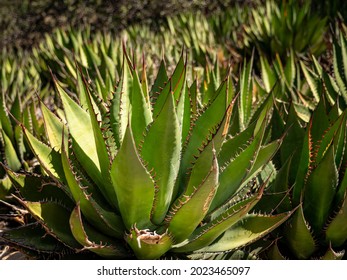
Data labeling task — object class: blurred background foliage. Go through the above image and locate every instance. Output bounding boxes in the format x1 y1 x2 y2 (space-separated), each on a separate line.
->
0 0 254 51
2 0 345 74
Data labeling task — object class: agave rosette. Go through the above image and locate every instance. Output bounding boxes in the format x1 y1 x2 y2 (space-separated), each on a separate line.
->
1 50 292 259
255 92 347 259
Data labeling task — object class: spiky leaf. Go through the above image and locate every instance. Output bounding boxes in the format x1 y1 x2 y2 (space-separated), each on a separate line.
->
141 93 181 225
304 144 338 233
325 192 347 247
111 126 155 229
62 144 124 238
167 152 219 243
69 205 127 258
194 212 292 253
18 200 80 248
284 205 316 259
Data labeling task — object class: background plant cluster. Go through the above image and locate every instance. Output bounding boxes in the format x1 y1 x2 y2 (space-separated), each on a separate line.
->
1 0 347 260
0 0 254 51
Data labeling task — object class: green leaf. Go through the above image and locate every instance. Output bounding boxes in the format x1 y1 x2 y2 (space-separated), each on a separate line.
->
79 70 117 201
322 72 339 106
304 144 338 233
171 54 186 101
69 205 128 258
0 223 69 255
293 102 311 123
1 129 21 171
336 165 347 205
167 152 219 243
55 78 116 208
283 51 295 89
218 121 257 168
280 105 305 181
0 92 13 141
284 205 316 259
293 98 330 205
210 119 265 212
189 80 198 114
239 54 254 128
0 175 12 199
150 60 168 101
84 44 101 68
110 56 132 148
19 200 81 248
22 127 65 182
40 102 67 152
152 55 186 117
6 169 72 206
111 126 155 230
333 35 347 103
293 120 313 205
300 61 320 102
178 84 191 147
141 93 181 225
315 112 346 165
194 211 292 253
260 56 276 92
130 70 152 146
321 245 345 260
173 191 262 253
180 79 231 184
62 144 124 238
325 192 347 247
264 241 286 260
141 59 150 104
247 138 282 181
185 103 232 198
9 93 21 126
268 157 292 212
76 65 89 110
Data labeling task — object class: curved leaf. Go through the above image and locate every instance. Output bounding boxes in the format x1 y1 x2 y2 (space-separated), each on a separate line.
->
40 102 67 152
130 70 152 146
326 191 347 247
173 190 262 253
195 211 293 253
303 144 338 233
110 56 132 148
284 205 316 259
18 200 80 249
22 127 65 182
55 78 116 208
141 93 181 225
1 129 21 171
62 145 124 238
167 152 218 243
69 205 128 258
111 126 155 230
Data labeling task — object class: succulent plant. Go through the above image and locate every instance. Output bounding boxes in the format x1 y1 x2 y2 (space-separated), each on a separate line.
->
243 0 327 61
0 52 45 200
0 50 292 259
247 33 347 259
253 91 347 260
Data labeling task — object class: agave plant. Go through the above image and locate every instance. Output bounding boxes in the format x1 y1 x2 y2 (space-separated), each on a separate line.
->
0 51 45 200
252 33 347 259
33 25 194 103
255 51 320 123
0 51 292 259
254 94 347 259
243 0 327 61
